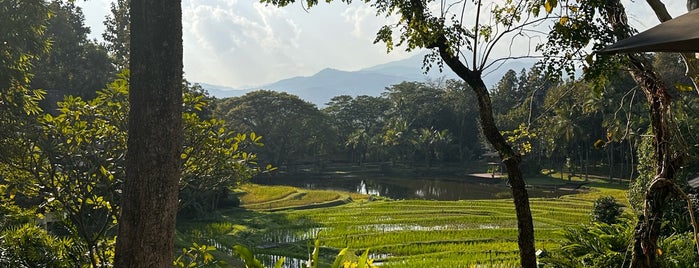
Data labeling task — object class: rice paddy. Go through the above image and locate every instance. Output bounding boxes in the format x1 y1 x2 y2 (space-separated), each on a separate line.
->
177 174 628 267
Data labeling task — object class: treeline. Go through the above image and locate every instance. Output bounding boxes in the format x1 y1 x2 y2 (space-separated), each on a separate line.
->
214 55 697 181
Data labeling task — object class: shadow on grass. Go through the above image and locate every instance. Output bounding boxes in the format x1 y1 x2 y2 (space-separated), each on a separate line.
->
176 206 338 267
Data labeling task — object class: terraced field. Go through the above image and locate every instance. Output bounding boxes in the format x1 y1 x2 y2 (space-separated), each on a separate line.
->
177 179 627 267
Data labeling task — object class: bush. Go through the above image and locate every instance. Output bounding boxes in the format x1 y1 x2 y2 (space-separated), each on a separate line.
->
591 196 623 224
0 224 76 267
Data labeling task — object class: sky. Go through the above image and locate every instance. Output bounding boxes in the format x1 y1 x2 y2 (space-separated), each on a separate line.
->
77 0 688 89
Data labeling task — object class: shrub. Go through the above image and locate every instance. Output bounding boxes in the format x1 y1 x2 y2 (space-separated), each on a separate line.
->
591 196 622 224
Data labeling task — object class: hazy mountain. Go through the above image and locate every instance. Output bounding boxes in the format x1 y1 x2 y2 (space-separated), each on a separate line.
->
198 83 246 98
201 53 535 107
255 68 424 106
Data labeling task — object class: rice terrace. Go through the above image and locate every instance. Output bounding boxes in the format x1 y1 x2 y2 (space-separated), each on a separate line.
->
176 164 630 267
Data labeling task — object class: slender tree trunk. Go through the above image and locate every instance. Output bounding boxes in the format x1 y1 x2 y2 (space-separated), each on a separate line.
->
114 0 183 267
432 38 537 268
601 2 683 267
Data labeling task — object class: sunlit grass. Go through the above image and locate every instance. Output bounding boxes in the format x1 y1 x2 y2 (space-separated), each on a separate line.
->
243 190 345 210
237 184 298 205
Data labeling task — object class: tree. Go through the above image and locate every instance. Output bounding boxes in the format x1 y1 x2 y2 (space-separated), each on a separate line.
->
411 127 452 168
491 69 523 117
1 72 260 267
31 1 114 108
259 1 552 265
35 82 128 267
216 90 332 168
381 81 462 164
102 0 129 70
0 0 50 162
114 0 183 266
538 1 697 265
324 95 390 164
180 90 264 217
441 79 481 162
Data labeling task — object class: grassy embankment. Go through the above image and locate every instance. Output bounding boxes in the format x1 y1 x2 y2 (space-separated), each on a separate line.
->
176 171 628 267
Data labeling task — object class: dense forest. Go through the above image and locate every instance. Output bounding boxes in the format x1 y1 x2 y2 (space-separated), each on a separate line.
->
1 0 699 267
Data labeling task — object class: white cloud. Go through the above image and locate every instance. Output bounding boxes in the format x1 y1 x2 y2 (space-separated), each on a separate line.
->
342 5 377 38
181 0 414 88
80 0 687 89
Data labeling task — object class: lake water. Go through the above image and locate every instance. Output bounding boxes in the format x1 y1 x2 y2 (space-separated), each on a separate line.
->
252 175 565 201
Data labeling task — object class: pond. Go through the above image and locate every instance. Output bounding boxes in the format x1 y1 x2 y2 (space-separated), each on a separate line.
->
252 174 567 201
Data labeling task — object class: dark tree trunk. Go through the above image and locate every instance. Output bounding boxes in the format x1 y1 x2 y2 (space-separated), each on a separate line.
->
432 37 537 268
114 0 183 267
625 52 682 267
601 2 683 267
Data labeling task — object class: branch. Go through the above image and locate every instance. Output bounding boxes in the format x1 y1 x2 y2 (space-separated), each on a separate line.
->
645 0 699 95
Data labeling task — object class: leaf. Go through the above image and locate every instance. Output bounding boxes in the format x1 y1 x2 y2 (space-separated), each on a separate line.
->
675 83 695 92
544 0 556 14
100 166 109 177
274 257 285 268
331 248 349 268
311 236 321 268
233 245 265 268
594 139 605 149
559 16 568 25
357 248 370 268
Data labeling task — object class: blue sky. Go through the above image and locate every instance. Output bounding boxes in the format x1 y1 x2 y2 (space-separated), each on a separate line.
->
77 0 687 89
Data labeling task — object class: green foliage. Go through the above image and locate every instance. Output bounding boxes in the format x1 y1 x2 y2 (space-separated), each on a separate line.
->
534 0 626 81
591 196 622 224
174 243 226 268
232 235 377 268
0 0 50 163
502 123 536 156
0 223 77 267
325 94 390 164
29 72 129 267
31 0 115 103
102 0 130 70
628 129 655 213
180 90 266 216
541 219 633 267
411 127 452 167
0 70 263 266
656 232 699 268
233 244 267 268
215 90 333 167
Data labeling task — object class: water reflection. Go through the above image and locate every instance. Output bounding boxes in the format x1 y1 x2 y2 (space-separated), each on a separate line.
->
253 175 566 201
357 180 381 196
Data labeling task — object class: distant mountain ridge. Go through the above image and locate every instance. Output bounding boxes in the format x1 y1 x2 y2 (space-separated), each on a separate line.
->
200 53 534 107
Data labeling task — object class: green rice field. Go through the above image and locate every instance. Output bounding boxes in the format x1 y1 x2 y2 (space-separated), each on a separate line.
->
177 175 628 267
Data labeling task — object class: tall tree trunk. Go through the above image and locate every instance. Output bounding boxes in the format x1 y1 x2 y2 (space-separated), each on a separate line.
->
601 2 683 267
432 37 537 268
114 0 183 267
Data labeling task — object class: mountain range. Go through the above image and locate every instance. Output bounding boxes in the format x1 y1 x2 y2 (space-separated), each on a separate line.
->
200 53 535 107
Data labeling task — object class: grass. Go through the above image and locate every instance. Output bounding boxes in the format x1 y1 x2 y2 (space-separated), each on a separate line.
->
237 184 299 205
177 170 629 267
237 184 350 211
